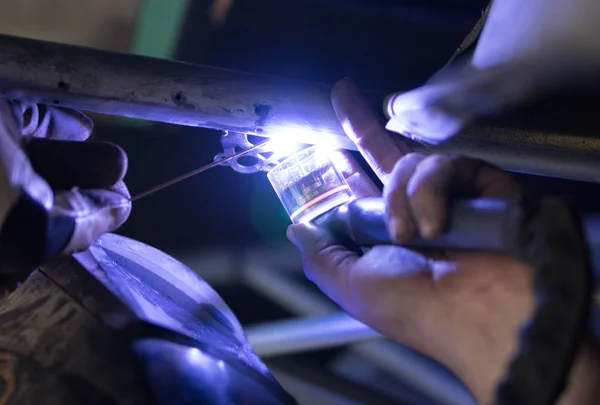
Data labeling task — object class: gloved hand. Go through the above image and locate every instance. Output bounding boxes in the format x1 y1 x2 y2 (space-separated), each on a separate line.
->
0 100 131 279
385 0 600 144
287 79 600 405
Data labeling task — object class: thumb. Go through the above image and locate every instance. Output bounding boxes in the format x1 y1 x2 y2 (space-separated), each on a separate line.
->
286 223 331 254
52 187 131 254
287 223 359 305
0 187 130 275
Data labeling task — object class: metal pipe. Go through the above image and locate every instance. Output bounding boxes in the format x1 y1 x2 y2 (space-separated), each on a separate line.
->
414 135 600 183
268 365 402 405
1 34 600 181
245 313 382 357
0 34 356 150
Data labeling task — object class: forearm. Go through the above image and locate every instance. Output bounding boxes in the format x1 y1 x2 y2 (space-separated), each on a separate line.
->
459 333 600 405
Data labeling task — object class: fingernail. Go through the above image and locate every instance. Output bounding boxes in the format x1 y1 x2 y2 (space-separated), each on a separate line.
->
387 216 403 242
333 77 365 108
420 218 437 239
334 76 355 91
286 225 297 244
388 215 415 243
287 224 320 252
340 79 363 102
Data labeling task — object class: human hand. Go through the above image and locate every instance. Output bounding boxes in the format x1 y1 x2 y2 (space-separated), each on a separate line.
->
287 78 533 405
0 101 131 278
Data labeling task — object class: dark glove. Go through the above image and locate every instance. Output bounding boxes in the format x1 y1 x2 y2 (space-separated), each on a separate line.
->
0 100 131 277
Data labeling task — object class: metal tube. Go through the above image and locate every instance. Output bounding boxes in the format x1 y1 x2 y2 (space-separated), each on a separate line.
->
0 34 356 150
1 34 600 181
245 313 382 357
268 365 402 405
415 134 600 183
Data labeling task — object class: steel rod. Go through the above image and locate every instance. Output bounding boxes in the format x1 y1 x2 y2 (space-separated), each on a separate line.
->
130 140 270 201
245 313 382 357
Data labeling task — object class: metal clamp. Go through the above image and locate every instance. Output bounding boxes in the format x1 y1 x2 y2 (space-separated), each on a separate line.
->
214 132 283 174
213 131 276 174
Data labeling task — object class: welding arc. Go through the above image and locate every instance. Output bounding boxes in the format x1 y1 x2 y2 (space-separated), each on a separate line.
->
130 140 271 202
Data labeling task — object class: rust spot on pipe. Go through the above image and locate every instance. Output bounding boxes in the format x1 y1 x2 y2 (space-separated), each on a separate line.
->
57 81 70 91
172 91 195 110
254 103 271 128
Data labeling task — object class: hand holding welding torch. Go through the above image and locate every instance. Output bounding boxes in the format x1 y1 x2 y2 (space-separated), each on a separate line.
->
287 78 600 405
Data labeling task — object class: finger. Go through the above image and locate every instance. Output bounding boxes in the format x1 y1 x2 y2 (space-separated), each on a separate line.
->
459 158 525 198
0 99 22 142
406 155 524 239
110 179 131 200
287 223 360 305
52 187 132 254
0 179 132 274
383 153 426 243
407 155 456 238
331 78 411 182
0 100 54 212
329 150 380 198
24 138 128 190
10 101 93 141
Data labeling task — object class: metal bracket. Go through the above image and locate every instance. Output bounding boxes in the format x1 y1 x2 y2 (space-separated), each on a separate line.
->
214 131 282 174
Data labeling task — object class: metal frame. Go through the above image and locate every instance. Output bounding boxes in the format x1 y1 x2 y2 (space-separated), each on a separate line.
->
1 34 600 181
268 363 403 405
244 312 382 357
